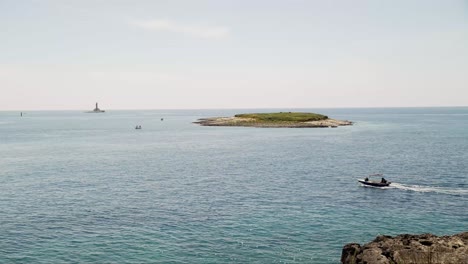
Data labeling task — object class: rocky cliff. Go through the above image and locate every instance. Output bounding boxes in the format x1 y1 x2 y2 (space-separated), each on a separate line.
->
341 232 468 264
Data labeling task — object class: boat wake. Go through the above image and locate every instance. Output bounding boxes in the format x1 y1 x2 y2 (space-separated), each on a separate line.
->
390 183 468 196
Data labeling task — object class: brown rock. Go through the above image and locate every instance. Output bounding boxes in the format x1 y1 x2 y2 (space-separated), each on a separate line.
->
341 232 468 264
193 117 353 128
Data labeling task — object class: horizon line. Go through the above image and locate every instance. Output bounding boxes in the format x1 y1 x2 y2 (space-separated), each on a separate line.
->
1 105 468 112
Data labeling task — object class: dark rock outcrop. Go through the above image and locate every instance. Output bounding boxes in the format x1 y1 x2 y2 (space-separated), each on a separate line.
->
341 232 468 264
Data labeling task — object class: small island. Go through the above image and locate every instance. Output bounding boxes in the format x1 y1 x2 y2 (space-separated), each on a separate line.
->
194 112 353 128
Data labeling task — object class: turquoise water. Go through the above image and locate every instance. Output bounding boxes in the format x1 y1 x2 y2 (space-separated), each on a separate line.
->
0 108 467 263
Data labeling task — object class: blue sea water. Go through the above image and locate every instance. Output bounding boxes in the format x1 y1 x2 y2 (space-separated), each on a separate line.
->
0 108 467 263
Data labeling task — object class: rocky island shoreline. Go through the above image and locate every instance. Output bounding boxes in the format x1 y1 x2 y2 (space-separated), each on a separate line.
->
341 232 468 264
194 112 353 128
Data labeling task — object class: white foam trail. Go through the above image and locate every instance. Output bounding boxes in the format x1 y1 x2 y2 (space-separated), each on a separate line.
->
390 183 468 196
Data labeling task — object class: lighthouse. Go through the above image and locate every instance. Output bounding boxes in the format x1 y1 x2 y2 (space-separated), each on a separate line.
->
86 102 105 113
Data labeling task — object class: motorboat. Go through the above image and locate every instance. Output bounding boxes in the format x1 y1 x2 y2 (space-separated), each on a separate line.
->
358 174 391 187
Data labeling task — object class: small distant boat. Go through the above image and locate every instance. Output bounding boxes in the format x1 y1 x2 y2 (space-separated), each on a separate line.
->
135 125 142 129
358 174 391 187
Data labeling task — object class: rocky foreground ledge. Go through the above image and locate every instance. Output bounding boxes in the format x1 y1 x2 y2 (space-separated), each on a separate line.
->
341 232 468 264
194 112 353 128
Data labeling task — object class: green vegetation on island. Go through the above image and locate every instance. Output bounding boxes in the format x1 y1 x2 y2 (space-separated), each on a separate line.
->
234 112 328 122
195 112 352 128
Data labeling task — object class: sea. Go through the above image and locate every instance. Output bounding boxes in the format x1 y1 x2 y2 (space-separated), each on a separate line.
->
0 108 467 263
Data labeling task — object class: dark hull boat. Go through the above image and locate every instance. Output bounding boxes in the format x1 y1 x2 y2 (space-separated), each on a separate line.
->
358 180 391 187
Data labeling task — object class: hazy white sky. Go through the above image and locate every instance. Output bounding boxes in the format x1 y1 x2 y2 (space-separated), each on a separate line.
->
1 0 467 110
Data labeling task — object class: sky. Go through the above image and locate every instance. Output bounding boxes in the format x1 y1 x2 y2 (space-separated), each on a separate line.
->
0 0 467 110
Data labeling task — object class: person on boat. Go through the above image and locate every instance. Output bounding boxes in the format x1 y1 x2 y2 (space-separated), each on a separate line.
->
364 177 369 182
381 177 387 183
